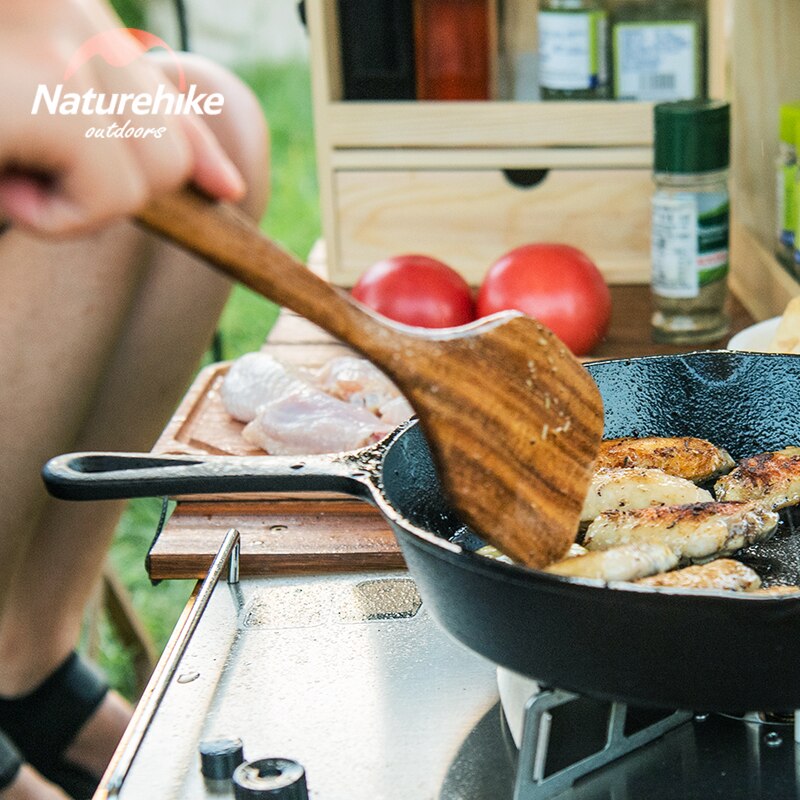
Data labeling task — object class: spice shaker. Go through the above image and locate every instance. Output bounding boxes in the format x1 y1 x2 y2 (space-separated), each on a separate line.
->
777 102 800 268
538 0 609 100
650 100 730 344
794 121 800 277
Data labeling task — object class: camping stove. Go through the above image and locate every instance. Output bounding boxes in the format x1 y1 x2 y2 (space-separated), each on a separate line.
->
98 531 800 800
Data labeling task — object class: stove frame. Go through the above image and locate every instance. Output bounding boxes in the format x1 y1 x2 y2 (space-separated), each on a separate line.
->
97 531 800 800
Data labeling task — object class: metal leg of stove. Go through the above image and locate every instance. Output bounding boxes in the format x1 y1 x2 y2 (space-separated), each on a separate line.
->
513 690 693 800
795 711 800 744
102 528 241 797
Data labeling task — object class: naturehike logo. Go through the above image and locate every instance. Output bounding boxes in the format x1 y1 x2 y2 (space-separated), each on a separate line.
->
31 29 224 139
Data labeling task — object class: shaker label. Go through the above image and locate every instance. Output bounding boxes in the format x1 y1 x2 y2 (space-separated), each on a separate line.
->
778 163 797 248
652 196 699 298
539 11 607 90
613 22 698 101
651 191 729 299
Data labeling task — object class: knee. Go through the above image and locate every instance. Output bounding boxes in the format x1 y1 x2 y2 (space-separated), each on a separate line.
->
150 52 270 221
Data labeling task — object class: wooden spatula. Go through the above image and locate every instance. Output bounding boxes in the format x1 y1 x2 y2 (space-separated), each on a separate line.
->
137 189 604 568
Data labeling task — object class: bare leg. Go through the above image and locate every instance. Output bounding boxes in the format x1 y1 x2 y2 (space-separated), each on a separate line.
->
1 766 70 800
0 55 268 778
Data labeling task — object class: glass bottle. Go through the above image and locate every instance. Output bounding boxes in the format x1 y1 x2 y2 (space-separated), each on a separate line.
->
413 0 492 100
538 0 609 100
776 103 800 268
650 100 731 344
610 0 707 102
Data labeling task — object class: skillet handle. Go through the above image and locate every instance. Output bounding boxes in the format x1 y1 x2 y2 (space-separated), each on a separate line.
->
42 451 372 502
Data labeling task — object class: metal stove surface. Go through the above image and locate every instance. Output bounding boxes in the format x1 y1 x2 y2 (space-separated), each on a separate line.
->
110 569 800 799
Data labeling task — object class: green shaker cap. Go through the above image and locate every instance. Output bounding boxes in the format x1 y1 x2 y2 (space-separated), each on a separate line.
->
780 102 800 144
654 100 730 174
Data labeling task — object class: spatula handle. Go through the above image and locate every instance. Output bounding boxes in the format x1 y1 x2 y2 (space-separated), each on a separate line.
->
137 188 398 359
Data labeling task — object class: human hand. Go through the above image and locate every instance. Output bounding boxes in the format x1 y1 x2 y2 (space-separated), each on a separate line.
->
0 0 245 235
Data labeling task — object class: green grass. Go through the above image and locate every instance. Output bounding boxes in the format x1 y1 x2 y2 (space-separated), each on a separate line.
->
100 61 320 699
215 61 321 360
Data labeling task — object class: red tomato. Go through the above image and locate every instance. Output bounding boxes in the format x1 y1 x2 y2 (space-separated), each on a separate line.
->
476 244 611 355
352 254 475 328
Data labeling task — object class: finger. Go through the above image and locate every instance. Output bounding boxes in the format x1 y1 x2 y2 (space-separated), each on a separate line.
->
132 51 245 202
119 120 194 200
2 142 147 236
57 143 147 234
0 174 79 232
180 113 245 201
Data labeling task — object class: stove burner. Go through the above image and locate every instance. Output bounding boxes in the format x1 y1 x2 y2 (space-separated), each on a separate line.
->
510 689 691 800
719 710 798 726
503 686 800 798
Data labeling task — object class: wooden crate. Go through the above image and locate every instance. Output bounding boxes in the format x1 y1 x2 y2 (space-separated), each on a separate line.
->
306 0 732 287
728 0 800 320
334 166 653 284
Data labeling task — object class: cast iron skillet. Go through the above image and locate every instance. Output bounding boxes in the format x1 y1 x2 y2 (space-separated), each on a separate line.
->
44 351 800 712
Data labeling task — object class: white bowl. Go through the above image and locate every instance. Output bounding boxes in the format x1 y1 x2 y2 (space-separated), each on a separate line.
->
727 317 780 352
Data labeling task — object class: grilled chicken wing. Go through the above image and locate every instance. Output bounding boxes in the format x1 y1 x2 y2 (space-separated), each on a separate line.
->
476 542 587 565
596 437 735 483
715 447 800 510
566 543 588 558
581 467 712 526
544 543 678 582
475 544 514 564
747 585 800 596
635 559 761 591
583 502 778 562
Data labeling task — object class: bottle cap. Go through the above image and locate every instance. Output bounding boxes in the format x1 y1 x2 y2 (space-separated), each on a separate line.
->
654 100 730 174
780 102 800 145
199 737 245 780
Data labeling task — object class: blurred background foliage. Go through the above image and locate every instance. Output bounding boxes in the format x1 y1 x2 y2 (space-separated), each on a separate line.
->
109 0 147 30
93 0 320 698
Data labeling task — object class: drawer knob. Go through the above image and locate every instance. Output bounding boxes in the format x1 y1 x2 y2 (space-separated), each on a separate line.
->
502 168 549 189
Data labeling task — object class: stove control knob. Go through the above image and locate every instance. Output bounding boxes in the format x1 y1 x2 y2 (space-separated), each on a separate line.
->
199 736 245 782
233 758 308 799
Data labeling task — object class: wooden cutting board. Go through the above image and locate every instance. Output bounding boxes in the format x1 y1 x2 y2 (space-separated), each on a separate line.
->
148 311 402 580
147 499 403 580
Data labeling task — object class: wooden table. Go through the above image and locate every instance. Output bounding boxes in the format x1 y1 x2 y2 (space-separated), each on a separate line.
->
147 285 754 581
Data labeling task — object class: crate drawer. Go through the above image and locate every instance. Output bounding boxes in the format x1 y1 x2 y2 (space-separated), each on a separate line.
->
332 167 652 285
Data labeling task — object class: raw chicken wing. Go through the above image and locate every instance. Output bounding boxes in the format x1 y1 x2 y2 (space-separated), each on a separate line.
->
242 388 392 455
377 395 414 426
312 356 400 412
221 353 311 422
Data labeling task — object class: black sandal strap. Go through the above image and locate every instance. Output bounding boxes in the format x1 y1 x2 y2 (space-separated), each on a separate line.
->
0 652 108 770
0 728 22 791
